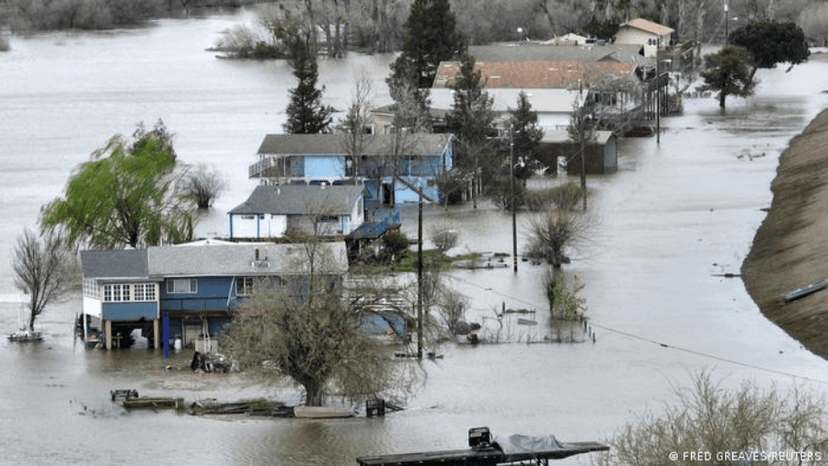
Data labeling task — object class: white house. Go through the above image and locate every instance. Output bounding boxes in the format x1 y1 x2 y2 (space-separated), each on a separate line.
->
228 184 365 240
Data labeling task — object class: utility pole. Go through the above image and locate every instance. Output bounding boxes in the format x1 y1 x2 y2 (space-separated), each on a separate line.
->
416 188 423 360
510 125 518 273
724 1 729 44
579 111 587 211
656 50 661 145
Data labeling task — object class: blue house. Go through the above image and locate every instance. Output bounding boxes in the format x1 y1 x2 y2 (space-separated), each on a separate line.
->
248 133 455 204
80 240 349 352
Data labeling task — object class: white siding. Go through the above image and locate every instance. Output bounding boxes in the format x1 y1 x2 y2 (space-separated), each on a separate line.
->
83 296 102 319
232 214 288 239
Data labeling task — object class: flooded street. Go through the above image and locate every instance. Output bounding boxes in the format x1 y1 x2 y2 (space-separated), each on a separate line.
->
2 9 828 465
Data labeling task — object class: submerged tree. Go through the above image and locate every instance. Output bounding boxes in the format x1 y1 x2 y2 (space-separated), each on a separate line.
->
526 209 590 269
182 162 226 209
11 229 72 332
40 120 195 249
729 19 810 86
698 45 757 109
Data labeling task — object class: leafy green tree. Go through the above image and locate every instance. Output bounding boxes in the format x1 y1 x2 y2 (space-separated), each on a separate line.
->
40 121 195 249
698 45 757 109
729 19 810 86
11 229 72 332
389 0 465 90
283 33 332 134
508 91 544 177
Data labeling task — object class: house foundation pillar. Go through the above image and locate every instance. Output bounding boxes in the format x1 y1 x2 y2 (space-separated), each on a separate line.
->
105 320 112 351
153 319 160 350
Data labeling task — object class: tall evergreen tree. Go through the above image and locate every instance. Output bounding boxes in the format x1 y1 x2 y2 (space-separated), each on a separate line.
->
389 0 466 90
508 91 544 170
284 36 332 134
446 53 495 154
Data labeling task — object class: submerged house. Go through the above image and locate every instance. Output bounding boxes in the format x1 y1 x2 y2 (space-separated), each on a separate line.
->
80 240 349 352
228 184 365 240
248 133 454 204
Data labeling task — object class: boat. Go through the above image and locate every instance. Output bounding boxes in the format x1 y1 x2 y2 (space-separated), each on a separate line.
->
293 406 354 419
8 330 43 342
7 295 42 342
357 426 609 465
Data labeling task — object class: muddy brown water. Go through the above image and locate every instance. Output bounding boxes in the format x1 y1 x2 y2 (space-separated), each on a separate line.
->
2 10 828 465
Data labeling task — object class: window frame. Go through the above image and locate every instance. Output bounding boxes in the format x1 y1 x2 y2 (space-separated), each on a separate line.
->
166 278 197 294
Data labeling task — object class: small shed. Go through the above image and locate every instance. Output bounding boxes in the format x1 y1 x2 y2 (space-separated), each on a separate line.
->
537 130 618 175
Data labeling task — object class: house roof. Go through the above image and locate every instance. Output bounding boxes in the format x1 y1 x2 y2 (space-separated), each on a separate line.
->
541 130 615 145
466 44 644 64
81 242 350 280
433 60 639 90
80 249 149 280
147 242 349 277
257 133 452 157
618 18 674 37
228 184 363 216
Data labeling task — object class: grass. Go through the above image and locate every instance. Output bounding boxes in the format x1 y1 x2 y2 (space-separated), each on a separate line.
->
393 250 480 272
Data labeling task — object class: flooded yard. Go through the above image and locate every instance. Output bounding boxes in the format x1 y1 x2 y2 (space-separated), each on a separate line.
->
2 10 828 464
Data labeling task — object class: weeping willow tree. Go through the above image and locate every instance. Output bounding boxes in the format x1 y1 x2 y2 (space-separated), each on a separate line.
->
40 120 195 249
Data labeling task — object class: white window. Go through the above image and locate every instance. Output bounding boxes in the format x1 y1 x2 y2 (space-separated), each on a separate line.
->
83 279 98 298
133 283 157 302
236 277 254 296
103 284 130 302
167 278 197 294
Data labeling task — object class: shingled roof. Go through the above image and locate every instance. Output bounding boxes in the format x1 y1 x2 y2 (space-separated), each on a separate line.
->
147 242 348 277
257 133 452 157
433 60 638 89
229 185 363 216
80 249 149 280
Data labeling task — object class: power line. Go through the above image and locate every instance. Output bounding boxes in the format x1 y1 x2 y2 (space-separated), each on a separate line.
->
444 273 828 386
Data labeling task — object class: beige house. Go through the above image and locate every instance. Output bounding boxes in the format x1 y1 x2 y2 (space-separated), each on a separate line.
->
614 18 674 56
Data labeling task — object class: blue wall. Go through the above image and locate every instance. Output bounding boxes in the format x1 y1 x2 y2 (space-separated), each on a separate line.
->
160 276 236 312
304 155 346 179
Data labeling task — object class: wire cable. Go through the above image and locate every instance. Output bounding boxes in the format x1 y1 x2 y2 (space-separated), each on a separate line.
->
444 273 828 386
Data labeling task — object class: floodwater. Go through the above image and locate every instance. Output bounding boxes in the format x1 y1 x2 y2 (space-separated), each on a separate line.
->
2 9 828 465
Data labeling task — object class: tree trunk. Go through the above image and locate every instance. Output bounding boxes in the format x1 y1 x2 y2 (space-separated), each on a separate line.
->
304 381 324 406
719 91 726 108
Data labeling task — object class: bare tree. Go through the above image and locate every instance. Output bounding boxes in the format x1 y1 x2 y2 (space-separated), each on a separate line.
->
592 370 828 466
435 287 469 336
11 229 73 332
182 162 226 209
526 209 590 269
429 223 460 253
338 71 375 181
